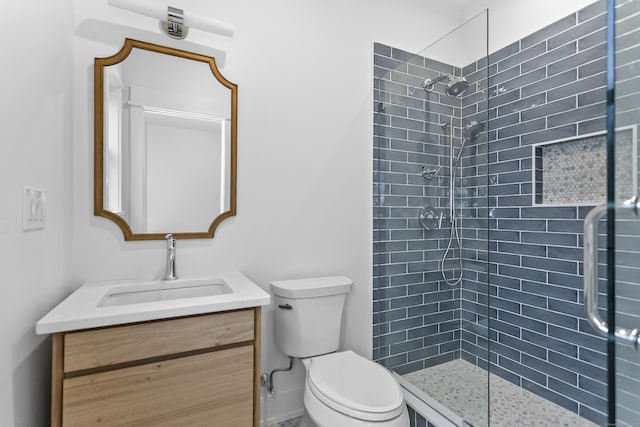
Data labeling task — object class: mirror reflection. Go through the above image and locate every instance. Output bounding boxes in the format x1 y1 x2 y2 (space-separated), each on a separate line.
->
95 39 237 240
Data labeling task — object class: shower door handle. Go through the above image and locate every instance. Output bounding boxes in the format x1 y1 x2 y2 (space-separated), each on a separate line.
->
583 197 640 349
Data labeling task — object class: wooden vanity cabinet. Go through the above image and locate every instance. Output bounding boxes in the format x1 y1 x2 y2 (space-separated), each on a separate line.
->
50 308 261 427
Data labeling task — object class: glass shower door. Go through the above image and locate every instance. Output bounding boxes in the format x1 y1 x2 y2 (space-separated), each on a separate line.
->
613 0 640 424
606 0 640 425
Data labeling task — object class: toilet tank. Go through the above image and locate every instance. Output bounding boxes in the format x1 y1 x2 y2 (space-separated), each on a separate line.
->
270 276 352 358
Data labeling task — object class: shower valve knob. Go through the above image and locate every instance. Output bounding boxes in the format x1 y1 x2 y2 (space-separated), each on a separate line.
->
418 207 439 230
422 165 440 179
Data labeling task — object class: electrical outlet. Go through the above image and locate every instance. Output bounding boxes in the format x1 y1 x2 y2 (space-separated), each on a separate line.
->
23 187 46 231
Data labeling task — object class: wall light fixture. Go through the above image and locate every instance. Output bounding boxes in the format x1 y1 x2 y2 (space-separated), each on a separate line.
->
108 0 235 40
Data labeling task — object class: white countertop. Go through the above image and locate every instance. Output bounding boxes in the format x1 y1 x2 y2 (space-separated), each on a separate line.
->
36 272 271 334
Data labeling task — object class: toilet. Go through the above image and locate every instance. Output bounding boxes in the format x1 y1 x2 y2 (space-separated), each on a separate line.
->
270 276 410 427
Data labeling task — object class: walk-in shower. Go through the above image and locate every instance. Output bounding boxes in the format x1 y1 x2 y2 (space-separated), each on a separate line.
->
373 10 491 424
373 2 624 426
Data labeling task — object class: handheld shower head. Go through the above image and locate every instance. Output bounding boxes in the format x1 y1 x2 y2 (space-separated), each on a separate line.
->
463 120 483 139
422 74 469 97
452 121 484 168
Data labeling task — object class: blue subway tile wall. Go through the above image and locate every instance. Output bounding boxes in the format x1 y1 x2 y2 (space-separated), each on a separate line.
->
459 51 491 371
374 2 617 425
481 0 608 424
373 43 467 373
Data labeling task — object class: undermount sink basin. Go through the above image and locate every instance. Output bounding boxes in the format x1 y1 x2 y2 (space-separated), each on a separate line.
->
98 279 232 307
35 272 271 335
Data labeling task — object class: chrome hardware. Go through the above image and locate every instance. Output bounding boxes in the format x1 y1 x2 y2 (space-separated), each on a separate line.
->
278 304 292 310
108 0 235 39
160 6 189 40
418 207 439 230
422 80 436 92
419 207 448 230
163 233 179 281
584 196 640 349
422 74 469 97
422 164 440 179
422 74 450 92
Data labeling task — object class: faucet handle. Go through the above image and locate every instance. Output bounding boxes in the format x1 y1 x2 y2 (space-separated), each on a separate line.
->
163 234 178 281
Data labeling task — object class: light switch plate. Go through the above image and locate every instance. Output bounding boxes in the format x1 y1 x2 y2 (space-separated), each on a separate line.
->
23 187 45 231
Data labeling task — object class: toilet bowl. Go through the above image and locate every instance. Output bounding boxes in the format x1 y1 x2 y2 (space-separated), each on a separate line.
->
270 276 409 427
300 351 409 427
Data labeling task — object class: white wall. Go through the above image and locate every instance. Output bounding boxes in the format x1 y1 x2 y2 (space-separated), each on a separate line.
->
0 1 74 426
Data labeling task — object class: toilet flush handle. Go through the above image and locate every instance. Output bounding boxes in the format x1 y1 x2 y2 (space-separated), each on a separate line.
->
278 303 292 310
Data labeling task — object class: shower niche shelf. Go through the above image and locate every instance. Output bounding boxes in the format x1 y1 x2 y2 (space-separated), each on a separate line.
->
531 127 637 206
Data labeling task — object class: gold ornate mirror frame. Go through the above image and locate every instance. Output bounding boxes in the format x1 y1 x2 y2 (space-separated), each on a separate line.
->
94 38 237 240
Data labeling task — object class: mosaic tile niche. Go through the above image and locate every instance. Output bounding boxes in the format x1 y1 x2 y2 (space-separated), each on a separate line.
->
534 128 636 205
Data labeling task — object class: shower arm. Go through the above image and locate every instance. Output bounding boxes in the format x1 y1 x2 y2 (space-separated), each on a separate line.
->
583 196 640 349
422 74 451 92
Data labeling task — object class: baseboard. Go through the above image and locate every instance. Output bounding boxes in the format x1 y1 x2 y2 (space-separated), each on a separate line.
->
260 386 305 426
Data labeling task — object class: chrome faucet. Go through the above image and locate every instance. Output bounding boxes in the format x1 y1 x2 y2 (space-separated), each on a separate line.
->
163 234 179 281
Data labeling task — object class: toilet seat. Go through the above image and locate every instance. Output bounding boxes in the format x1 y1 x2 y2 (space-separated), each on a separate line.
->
306 351 406 422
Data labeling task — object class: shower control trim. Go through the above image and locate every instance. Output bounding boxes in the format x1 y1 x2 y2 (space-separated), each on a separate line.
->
583 196 640 350
422 165 440 179
418 207 448 230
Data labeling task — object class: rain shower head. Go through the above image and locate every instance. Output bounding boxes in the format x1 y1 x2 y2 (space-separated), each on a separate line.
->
463 120 483 140
446 76 469 96
422 74 469 97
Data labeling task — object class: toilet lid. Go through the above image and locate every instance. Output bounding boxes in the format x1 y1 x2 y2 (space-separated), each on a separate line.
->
306 351 405 422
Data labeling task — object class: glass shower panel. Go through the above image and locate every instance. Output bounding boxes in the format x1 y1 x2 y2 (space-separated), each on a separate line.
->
373 11 489 427
613 0 640 425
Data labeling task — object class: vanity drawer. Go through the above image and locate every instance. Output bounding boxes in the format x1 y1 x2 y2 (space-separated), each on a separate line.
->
62 345 254 427
63 309 254 373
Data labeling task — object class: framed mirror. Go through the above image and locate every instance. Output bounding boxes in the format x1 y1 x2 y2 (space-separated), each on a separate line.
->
94 39 237 240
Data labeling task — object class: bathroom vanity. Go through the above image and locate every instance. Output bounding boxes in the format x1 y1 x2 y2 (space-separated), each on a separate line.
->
37 273 270 427
38 36 258 425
